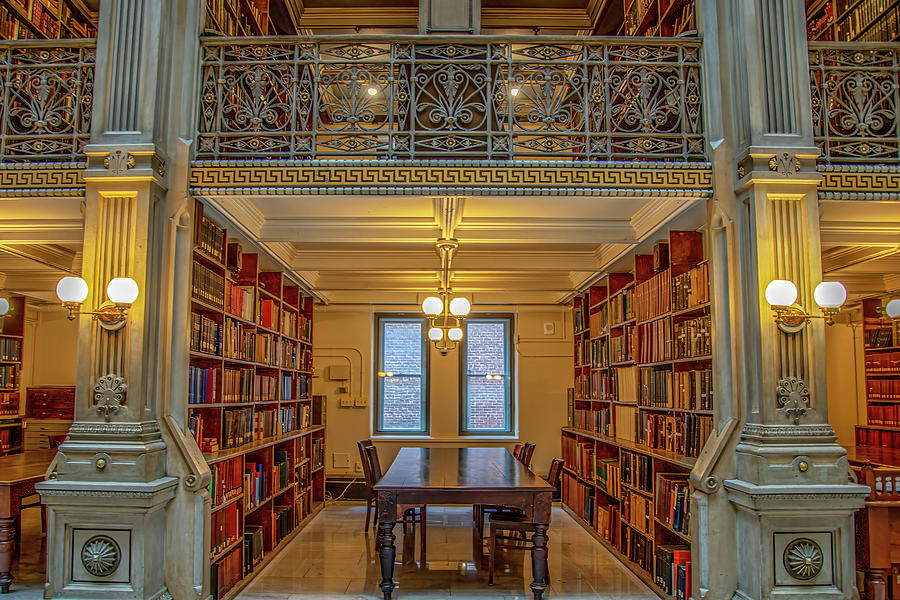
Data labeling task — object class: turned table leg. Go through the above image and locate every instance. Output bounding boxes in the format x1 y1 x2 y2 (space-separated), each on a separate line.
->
530 523 549 600
379 521 396 600
0 517 14 594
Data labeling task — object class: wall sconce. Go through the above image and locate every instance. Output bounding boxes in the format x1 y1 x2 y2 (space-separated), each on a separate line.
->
765 279 847 333
0 297 9 317
56 276 139 331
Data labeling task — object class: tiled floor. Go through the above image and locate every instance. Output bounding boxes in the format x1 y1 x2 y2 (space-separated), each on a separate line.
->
237 504 656 599
6 503 656 600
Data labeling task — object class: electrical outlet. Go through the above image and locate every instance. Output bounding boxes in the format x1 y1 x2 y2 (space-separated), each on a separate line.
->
354 461 363 473
354 396 368 407
340 397 354 407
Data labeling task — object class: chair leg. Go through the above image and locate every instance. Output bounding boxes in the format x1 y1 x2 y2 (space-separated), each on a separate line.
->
365 499 372 533
488 523 497 586
419 506 427 565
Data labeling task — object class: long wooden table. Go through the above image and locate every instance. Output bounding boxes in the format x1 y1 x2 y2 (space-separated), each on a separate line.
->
0 450 55 594
373 447 555 600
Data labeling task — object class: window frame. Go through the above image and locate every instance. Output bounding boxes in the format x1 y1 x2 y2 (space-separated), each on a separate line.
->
374 314 430 435
458 314 515 436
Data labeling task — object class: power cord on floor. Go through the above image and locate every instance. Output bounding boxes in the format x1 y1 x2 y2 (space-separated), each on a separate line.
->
324 477 361 503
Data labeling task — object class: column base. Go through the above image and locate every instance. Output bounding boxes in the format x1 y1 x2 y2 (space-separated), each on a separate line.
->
725 480 868 600
37 477 177 600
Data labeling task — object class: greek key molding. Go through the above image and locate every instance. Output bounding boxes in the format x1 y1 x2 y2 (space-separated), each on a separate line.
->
0 163 86 196
190 160 713 196
818 164 900 200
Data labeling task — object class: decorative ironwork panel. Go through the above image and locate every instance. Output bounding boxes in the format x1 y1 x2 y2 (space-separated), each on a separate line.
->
0 41 95 163
197 36 705 162
809 43 900 164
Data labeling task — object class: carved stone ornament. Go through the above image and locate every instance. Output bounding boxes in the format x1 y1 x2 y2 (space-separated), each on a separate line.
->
768 152 801 176
102 149 136 175
81 535 121 577
777 377 810 425
783 538 824 581
94 374 127 422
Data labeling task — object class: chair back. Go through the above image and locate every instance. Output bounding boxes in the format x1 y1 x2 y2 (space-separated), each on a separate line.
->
357 440 376 488
513 444 523 460
546 458 565 488
365 443 384 481
520 442 536 468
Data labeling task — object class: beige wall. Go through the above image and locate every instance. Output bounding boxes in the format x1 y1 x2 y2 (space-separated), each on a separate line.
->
314 304 572 478
20 306 78 411
824 321 867 447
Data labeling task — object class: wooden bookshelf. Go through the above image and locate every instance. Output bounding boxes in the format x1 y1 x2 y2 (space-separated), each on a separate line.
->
0 295 24 457
0 0 97 40
855 297 900 447
618 0 696 37
565 229 710 600
190 200 325 600
807 0 900 41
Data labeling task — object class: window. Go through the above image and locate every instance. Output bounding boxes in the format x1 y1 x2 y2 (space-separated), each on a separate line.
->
375 316 429 434
460 316 514 435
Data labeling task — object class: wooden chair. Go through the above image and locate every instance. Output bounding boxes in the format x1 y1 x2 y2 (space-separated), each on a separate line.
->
359 441 428 564
519 442 536 468
488 457 564 585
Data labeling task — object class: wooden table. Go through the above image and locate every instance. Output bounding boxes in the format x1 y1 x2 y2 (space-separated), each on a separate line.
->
0 450 55 594
373 447 555 600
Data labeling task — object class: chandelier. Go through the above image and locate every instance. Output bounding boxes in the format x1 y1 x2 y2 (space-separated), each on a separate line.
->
422 237 471 354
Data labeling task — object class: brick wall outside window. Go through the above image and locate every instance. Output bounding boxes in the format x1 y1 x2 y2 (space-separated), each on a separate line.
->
464 321 510 431
380 320 425 430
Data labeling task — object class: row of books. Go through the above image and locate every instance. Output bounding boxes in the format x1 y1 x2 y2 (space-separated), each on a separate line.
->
639 367 674 408
655 545 691 597
279 404 312 433
245 461 269 509
636 318 671 363
274 450 291 492
210 457 243 508
254 374 278 402
226 283 255 322
867 404 900 427
191 313 221 355
211 502 241 558
673 315 712 360
596 457 621 498
210 538 242 599
197 213 226 262
562 472 596 526
655 474 690 536
280 310 313 342
638 367 714 410
637 412 713 458
622 526 653 573
193 262 225 310
258 298 279 330
596 504 621 545
312 437 325 470
243 524 264 576
837 0 897 40
635 269 671 323
274 502 298 545
590 305 608 338
189 365 219 404
866 378 900 402
610 288 635 325
0 338 21 362
0 392 17 416
672 263 709 312
591 337 609 369
188 413 217 453
865 350 900 374
574 407 613 436
611 328 637 363
622 488 652 535
253 409 280 440
561 436 596 481
621 450 653 493
0 427 19 453
857 426 900 447
0 365 19 389
223 408 255 449
865 325 897 349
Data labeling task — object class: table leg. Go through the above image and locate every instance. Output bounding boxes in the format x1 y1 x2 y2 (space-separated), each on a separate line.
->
529 524 548 600
379 521 397 600
0 517 14 594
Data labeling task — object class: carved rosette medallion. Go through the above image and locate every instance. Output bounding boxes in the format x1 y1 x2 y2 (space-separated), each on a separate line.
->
783 538 824 581
94 374 127 422
81 535 121 577
777 377 810 425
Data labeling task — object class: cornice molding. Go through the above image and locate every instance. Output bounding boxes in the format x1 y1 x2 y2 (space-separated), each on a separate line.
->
818 163 900 200
0 163 86 197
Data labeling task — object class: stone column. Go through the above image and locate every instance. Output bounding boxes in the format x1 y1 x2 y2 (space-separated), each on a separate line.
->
693 1 870 599
36 1 207 599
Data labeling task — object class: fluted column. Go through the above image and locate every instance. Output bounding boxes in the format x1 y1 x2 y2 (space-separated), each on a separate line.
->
694 1 869 599
36 1 207 599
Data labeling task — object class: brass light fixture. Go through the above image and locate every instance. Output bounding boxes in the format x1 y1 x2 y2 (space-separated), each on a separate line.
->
56 276 139 331
422 238 470 355
765 279 847 333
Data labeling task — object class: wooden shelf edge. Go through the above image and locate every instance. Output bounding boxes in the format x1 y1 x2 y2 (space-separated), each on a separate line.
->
560 504 672 600
562 427 696 470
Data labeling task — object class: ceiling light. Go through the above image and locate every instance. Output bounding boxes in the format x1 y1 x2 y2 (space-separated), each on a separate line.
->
510 87 519 96
367 87 378 96
449 297 471 316
447 327 463 341
422 296 443 316
428 327 444 341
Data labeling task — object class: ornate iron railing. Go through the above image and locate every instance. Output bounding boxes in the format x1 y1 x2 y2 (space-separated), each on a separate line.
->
810 43 900 164
0 40 94 163
197 36 704 162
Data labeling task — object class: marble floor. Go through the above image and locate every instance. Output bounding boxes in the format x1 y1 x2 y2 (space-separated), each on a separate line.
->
237 504 656 599
6 503 656 600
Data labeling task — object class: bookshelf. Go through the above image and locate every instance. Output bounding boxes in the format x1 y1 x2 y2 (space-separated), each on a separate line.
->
0 0 97 40
855 297 900 447
205 0 273 36
0 295 24 456
618 0 696 37
190 200 325 600
564 229 709 600
807 0 900 41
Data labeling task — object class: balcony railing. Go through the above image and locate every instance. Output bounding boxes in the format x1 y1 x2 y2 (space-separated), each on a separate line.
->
197 36 704 162
0 40 94 164
810 43 900 164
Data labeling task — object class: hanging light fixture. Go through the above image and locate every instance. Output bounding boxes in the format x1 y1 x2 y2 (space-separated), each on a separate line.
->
421 235 471 355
